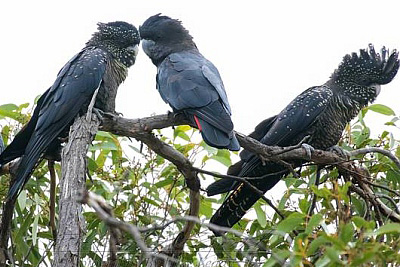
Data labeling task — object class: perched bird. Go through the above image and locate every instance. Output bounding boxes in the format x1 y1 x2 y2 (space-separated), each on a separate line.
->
139 14 240 151
0 21 140 199
207 44 399 233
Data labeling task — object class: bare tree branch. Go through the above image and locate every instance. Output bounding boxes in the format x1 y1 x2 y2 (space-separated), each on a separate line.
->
54 113 100 267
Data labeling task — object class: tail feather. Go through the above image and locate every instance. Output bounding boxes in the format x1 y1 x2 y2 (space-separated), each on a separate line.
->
185 100 240 151
207 161 243 196
207 178 236 196
210 183 263 235
0 91 47 166
7 131 56 200
193 115 240 150
210 162 284 235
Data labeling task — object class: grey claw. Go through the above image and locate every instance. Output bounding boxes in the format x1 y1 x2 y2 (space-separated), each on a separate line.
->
328 145 350 159
92 108 104 122
302 143 314 159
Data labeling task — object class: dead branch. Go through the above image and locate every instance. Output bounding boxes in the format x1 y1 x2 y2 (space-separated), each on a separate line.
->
53 113 100 267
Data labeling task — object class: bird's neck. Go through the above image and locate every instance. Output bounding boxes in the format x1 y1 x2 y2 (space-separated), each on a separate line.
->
325 78 376 108
151 43 198 66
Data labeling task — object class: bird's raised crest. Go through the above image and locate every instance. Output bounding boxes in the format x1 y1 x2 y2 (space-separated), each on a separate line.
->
332 44 399 85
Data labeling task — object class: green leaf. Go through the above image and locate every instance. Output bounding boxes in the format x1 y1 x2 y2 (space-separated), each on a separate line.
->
307 235 330 256
368 104 395 116
374 223 400 236
325 246 342 263
311 185 333 199
276 212 305 233
32 215 39 245
0 103 18 111
210 149 232 167
305 213 323 234
17 190 27 211
199 198 213 218
299 198 310 213
95 131 114 138
90 141 118 151
253 202 267 228
201 141 218 155
339 222 354 244
18 102 30 110
154 177 174 188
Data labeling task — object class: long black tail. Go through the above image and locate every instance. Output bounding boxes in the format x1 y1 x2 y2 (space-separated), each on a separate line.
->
209 164 284 235
0 90 47 166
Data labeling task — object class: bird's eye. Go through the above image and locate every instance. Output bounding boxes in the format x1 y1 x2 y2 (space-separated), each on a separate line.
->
358 77 370 85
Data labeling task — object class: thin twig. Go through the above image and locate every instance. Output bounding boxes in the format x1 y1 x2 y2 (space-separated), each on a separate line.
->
363 179 400 198
307 168 321 220
349 147 400 169
193 167 285 219
375 194 400 214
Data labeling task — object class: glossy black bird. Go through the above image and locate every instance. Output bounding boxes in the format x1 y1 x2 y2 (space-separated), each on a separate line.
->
207 44 399 233
0 21 140 200
139 14 240 151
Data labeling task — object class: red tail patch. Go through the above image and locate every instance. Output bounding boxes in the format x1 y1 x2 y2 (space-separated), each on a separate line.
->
193 115 202 131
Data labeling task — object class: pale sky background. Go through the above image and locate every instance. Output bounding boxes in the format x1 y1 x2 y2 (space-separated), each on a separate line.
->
1 0 400 138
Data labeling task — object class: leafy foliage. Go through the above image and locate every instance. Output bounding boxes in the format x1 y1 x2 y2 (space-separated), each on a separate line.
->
0 101 400 266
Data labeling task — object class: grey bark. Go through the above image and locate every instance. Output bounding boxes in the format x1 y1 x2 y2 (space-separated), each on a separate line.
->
53 114 100 267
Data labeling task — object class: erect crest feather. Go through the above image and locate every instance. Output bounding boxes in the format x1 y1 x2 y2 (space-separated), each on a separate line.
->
332 44 399 85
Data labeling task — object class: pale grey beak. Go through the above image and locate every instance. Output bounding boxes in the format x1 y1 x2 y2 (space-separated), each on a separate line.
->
141 39 155 57
372 84 381 96
127 44 139 56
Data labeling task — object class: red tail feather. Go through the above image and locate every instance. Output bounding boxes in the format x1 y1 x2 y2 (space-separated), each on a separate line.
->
193 115 202 131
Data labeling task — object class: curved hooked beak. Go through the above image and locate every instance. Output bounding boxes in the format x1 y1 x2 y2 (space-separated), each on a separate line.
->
127 44 139 57
371 84 381 97
141 39 155 57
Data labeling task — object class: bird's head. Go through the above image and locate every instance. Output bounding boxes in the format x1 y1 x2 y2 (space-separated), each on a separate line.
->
139 14 197 65
87 21 140 67
329 44 399 104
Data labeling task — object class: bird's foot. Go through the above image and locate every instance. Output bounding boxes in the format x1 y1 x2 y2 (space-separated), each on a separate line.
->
327 145 350 160
58 136 69 143
92 108 104 123
169 110 186 120
167 110 175 118
113 110 124 117
302 143 315 160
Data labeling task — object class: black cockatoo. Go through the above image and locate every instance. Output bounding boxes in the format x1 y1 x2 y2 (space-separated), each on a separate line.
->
207 44 399 233
139 14 240 151
0 21 140 200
